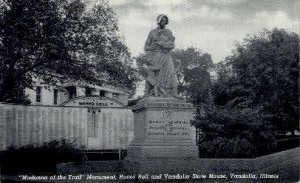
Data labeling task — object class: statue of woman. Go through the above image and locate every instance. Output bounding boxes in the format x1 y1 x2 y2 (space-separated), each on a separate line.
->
143 14 178 97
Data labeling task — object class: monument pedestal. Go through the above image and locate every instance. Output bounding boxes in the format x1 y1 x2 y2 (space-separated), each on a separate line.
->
125 97 198 173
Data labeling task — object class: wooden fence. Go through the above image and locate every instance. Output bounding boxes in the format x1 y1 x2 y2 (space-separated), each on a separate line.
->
0 103 134 151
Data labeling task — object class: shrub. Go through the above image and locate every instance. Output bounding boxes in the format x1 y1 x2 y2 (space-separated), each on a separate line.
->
0 139 84 175
192 106 277 158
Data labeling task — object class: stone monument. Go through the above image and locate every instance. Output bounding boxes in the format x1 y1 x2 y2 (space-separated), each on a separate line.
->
127 97 198 157
125 14 198 173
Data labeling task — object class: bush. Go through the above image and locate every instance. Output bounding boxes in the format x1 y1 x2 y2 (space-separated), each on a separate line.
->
192 106 277 158
0 139 84 175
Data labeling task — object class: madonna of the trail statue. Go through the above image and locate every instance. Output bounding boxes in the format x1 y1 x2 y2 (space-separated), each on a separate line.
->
143 14 178 97
125 15 198 171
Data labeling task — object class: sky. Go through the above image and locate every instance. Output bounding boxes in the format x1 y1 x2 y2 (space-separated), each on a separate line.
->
90 0 299 97
105 0 299 63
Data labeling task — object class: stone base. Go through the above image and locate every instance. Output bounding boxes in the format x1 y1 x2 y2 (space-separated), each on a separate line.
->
125 97 199 174
127 145 198 158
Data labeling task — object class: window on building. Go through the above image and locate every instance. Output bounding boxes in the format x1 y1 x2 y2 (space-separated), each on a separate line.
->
112 93 119 98
85 87 92 96
66 86 76 100
54 89 58 105
100 90 105 97
36 86 41 103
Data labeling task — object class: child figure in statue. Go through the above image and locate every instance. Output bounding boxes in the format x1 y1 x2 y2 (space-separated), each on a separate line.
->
143 14 178 97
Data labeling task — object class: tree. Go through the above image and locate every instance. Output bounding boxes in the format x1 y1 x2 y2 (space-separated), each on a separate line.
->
211 62 234 106
171 48 214 104
77 2 138 91
212 28 299 134
0 0 137 103
0 0 69 103
192 106 276 158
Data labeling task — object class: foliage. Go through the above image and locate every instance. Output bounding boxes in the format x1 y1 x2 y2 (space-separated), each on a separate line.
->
212 28 299 134
135 47 213 103
0 0 138 103
172 47 213 104
77 2 138 92
196 28 299 158
0 139 84 174
192 106 276 158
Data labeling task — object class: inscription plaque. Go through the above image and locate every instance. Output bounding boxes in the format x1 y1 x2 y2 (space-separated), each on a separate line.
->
145 110 193 141
147 119 190 138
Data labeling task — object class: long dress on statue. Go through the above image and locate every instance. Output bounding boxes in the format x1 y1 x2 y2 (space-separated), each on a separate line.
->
144 27 178 97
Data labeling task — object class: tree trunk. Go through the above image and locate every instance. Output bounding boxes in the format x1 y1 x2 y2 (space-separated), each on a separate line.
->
0 77 5 100
0 76 10 102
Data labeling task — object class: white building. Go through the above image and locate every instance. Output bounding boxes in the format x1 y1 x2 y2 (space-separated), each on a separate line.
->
25 75 130 106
